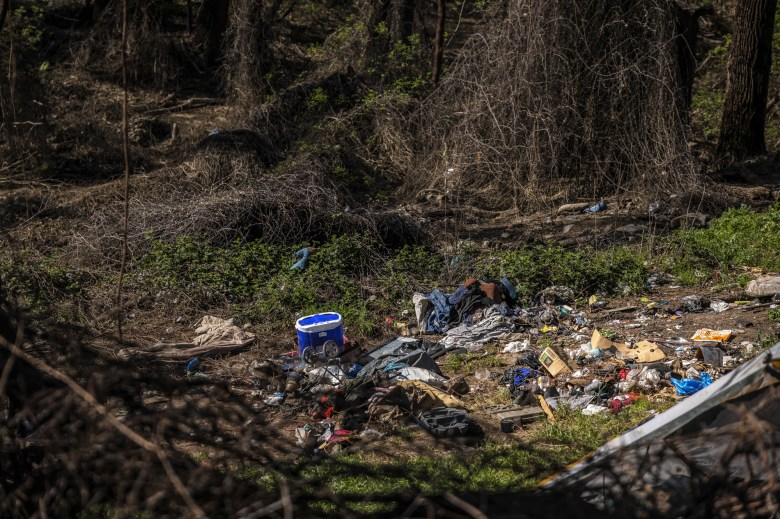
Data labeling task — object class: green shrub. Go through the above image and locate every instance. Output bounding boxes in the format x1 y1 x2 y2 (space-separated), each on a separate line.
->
0 249 84 320
479 245 648 304
661 204 780 285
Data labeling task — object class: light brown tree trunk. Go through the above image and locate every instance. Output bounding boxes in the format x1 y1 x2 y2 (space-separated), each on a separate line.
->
117 0 131 341
717 0 778 161
432 0 445 83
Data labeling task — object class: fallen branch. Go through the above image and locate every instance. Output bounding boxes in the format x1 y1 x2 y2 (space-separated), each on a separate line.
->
118 337 257 361
143 97 224 116
0 335 207 518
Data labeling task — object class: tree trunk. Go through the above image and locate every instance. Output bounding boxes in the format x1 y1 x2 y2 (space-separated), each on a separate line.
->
197 0 231 66
717 0 778 161
671 3 711 120
0 0 9 33
395 0 414 42
432 0 445 82
92 0 111 23
186 0 193 34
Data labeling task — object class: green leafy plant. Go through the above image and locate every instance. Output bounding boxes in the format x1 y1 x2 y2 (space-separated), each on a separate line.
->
662 204 780 285
306 87 328 110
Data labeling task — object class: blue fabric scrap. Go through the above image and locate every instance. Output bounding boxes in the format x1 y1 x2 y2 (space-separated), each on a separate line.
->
424 288 453 333
290 247 313 270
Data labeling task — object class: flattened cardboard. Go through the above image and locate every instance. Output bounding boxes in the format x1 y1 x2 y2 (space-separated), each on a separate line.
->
536 394 557 422
591 329 616 350
590 330 666 362
616 340 666 363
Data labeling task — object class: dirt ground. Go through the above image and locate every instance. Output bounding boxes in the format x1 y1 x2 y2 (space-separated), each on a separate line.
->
4 62 780 462
138 281 779 456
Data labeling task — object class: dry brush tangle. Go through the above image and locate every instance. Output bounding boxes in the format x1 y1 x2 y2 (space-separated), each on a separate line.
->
66 148 430 270
402 0 700 211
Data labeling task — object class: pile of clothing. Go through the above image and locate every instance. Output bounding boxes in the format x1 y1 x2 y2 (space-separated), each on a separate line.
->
414 277 519 334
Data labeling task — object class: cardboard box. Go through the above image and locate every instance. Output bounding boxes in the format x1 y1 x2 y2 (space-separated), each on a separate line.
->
539 347 572 377
691 329 732 342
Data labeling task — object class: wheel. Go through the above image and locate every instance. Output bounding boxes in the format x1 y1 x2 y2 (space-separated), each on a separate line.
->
322 340 340 359
301 346 317 364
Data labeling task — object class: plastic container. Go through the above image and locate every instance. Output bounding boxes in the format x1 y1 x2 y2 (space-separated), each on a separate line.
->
418 407 472 438
295 312 344 355
500 418 515 433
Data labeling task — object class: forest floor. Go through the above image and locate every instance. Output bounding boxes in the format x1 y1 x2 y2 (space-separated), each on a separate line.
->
3 2 780 511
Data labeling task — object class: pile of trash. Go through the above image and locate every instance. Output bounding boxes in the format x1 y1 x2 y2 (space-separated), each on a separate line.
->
233 274 780 454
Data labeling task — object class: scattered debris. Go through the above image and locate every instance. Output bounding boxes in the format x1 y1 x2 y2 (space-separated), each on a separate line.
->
118 316 256 360
745 275 780 298
691 328 732 342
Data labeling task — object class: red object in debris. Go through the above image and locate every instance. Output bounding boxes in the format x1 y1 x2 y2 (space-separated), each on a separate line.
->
386 316 393 324
714 269 719 282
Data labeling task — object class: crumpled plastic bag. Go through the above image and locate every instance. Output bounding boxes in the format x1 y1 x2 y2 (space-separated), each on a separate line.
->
671 373 713 396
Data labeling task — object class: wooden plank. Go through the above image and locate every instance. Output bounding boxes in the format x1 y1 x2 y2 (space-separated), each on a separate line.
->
536 394 557 422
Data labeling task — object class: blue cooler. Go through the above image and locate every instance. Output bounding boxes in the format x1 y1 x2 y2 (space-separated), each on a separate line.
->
295 312 344 361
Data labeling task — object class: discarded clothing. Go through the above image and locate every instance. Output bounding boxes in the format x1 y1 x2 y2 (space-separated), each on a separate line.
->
193 315 255 346
441 307 514 352
373 380 467 414
452 283 490 324
290 247 316 270
448 278 478 306
509 367 539 388
424 289 454 333
392 367 447 387
500 277 518 302
413 293 431 330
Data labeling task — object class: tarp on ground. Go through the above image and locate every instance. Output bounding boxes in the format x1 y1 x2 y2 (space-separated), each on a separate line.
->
543 342 780 514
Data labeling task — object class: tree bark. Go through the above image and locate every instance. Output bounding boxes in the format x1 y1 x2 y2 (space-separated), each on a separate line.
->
186 0 193 34
432 0 445 82
717 0 778 161
0 0 9 34
671 3 711 120
395 0 414 42
116 0 131 341
92 0 111 23
197 0 231 66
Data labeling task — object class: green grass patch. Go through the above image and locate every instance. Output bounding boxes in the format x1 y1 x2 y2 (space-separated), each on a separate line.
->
659 204 780 285
529 398 668 452
76 204 780 337
250 397 670 514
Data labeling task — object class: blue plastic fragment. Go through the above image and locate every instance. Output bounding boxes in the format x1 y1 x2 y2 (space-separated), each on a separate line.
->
346 363 363 378
186 358 200 373
670 372 713 396
584 200 607 213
